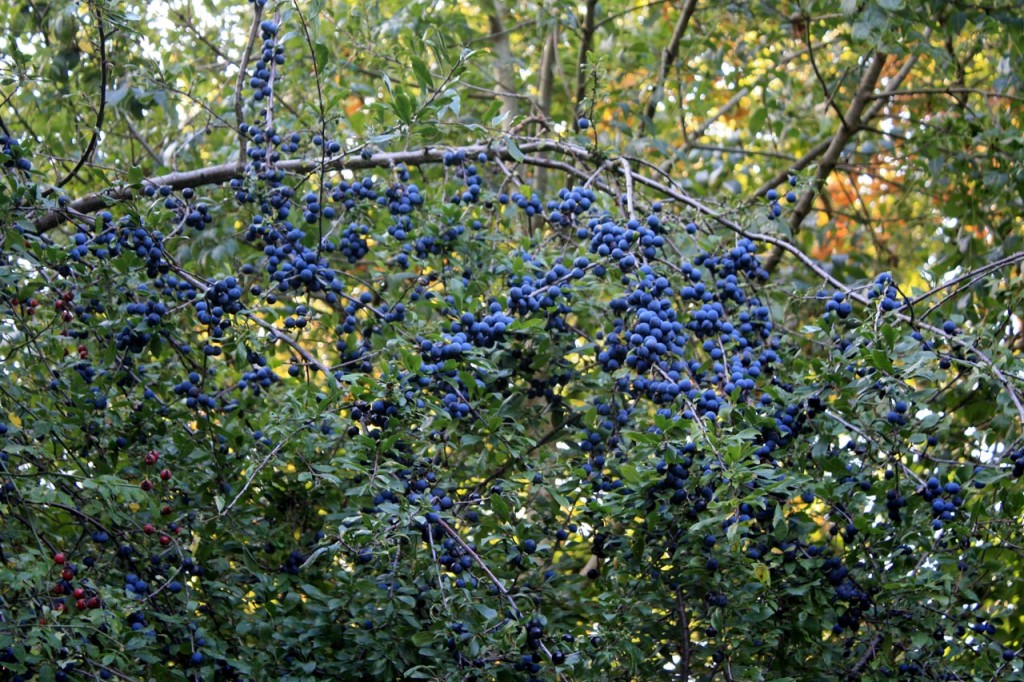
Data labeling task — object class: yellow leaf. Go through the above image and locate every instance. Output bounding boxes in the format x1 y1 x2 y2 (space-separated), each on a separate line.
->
753 563 771 586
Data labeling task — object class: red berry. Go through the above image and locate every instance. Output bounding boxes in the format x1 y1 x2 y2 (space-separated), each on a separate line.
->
144 450 159 465
87 596 100 608
72 588 85 599
159 535 171 546
62 568 75 581
159 468 172 481
140 479 153 491
54 552 66 564
52 583 65 595
143 523 156 534
76 598 87 610
161 505 172 516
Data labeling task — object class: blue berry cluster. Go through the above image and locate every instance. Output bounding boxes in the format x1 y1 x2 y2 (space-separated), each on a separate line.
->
0 134 32 171
822 290 853 319
238 351 278 395
922 475 964 530
444 150 486 206
546 185 597 226
173 372 217 410
248 21 283 103
867 272 904 311
500 190 544 217
116 298 167 353
581 215 664 270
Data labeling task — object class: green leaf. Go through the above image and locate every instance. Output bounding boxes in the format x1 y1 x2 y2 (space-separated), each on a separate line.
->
307 0 326 19
410 631 435 647
618 463 642 484
506 137 524 162
474 603 498 620
748 107 768 134
411 57 433 91
314 42 330 72
404 665 435 678
491 494 510 521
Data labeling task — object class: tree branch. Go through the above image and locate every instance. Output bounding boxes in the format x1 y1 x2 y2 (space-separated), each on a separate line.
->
675 588 691 680
234 3 264 165
847 633 882 679
641 0 699 133
752 32 923 202
763 51 888 271
486 1 520 124
573 0 598 118
867 86 1024 105
55 3 108 189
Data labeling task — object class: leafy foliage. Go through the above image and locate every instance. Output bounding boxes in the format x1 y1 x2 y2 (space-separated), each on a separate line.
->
1 1 1023 681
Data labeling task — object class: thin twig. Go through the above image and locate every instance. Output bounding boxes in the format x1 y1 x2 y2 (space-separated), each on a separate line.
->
902 251 1024 313
55 3 108 189
675 588 691 680
868 86 1024 104
215 438 287 517
437 519 521 618
619 157 636 220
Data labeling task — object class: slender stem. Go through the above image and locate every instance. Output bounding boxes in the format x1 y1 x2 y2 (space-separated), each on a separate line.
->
215 439 287 517
902 251 1024 313
55 2 107 189
618 157 637 220
437 519 521 618
641 0 699 133
573 0 598 118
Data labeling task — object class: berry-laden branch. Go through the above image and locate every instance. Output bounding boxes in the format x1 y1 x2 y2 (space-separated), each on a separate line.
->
233 2 264 165
586 150 1024 429
27 125 1024 427
29 136 820 287
167 263 334 381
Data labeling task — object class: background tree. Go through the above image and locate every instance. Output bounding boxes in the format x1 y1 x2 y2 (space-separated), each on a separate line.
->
1 0 1023 680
